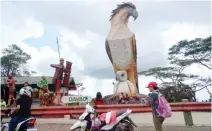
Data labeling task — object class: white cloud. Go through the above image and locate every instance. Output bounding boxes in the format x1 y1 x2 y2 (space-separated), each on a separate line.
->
60 29 91 48
1 18 44 49
1 1 211 101
162 23 210 49
80 76 114 97
23 18 44 39
1 19 60 76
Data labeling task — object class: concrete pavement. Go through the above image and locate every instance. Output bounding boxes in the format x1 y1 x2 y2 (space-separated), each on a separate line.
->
2 112 211 126
33 112 211 126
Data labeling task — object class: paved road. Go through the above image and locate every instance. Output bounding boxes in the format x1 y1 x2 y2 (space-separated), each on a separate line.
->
34 112 211 126
35 124 211 131
2 112 211 131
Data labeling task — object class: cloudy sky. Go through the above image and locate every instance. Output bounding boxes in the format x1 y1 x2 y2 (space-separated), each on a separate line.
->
1 0 211 100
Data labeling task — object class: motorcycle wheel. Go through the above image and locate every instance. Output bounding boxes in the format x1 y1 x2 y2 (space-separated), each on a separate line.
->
115 120 134 131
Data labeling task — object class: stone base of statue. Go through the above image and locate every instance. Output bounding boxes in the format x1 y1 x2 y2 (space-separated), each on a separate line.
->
104 94 147 104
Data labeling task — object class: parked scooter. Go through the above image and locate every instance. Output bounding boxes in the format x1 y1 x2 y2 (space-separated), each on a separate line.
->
70 104 137 131
1 109 37 131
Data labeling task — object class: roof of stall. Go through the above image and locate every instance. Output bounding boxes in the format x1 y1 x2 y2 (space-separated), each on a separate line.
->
1 76 75 85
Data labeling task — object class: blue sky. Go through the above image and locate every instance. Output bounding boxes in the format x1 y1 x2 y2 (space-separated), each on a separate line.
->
24 27 60 50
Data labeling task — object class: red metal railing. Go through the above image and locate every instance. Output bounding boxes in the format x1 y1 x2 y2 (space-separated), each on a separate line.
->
1 102 211 118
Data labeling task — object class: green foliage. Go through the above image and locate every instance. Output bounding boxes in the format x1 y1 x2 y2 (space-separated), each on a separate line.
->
1 44 36 76
140 66 198 83
159 83 196 102
168 36 211 69
139 66 198 102
139 36 211 102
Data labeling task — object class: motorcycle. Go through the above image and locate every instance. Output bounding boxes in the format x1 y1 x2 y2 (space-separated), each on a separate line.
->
1 109 37 131
70 104 137 131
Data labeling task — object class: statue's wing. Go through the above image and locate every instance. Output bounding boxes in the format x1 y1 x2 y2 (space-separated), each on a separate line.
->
105 39 113 64
132 34 139 92
132 34 137 63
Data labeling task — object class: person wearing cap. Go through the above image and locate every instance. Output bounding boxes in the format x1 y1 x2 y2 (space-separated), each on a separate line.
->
144 81 164 131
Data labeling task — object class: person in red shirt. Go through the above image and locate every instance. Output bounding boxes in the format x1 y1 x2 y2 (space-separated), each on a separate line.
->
93 92 105 105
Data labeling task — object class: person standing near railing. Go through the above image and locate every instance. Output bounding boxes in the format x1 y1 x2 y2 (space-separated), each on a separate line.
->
93 92 105 105
143 81 172 131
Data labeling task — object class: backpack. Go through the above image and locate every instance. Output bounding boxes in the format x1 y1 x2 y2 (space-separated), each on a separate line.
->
156 92 172 118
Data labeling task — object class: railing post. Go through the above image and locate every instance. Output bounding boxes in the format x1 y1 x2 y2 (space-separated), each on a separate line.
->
181 99 194 127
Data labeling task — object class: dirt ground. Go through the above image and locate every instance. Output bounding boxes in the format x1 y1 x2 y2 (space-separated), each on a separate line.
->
35 124 211 131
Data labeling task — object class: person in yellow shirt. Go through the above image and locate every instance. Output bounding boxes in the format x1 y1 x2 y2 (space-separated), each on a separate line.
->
1 98 6 122
1 98 6 108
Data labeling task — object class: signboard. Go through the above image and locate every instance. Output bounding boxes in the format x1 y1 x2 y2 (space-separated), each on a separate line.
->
61 96 92 104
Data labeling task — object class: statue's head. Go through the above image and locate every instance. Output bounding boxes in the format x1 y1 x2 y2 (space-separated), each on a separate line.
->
60 58 64 65
8 74 13 79
116 70 127 82
110 2 138 22
42 76 46 80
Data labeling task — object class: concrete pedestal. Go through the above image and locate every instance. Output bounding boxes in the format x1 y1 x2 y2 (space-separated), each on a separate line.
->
182 99 194 127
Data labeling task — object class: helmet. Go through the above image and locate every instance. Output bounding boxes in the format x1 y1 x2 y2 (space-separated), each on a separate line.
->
19 86 33 97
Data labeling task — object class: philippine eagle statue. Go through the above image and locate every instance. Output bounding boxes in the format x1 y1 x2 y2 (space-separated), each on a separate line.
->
105 2 139 96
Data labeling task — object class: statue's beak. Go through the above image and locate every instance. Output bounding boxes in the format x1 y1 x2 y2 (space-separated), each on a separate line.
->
129 9 138 21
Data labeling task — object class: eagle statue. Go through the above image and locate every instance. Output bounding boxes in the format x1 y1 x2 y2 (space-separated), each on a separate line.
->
105 2 139 96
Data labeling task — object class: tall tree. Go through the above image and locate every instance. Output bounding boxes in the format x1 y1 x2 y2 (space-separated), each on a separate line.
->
168 36 211 95
139 66 198 102
168 36 211 69
1 44 36 76
139 36 211 102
